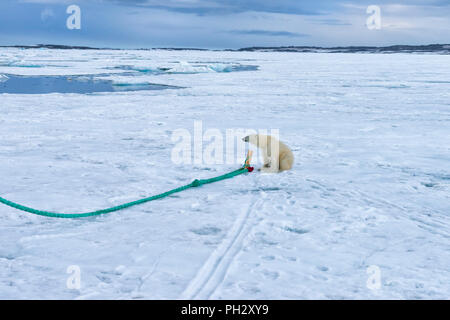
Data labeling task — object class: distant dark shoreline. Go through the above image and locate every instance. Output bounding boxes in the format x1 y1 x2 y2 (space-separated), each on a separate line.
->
1 43 450 54
237 44 450 54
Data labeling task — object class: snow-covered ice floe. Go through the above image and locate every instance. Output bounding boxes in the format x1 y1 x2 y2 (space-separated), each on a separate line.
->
0 48 449 299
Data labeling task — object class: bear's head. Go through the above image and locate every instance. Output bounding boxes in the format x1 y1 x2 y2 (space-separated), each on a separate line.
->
242 134 269 148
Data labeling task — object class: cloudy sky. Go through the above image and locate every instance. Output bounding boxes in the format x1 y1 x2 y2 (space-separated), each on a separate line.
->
0 0 449 48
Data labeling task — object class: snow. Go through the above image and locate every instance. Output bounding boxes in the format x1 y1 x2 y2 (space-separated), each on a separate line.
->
0 48 449 299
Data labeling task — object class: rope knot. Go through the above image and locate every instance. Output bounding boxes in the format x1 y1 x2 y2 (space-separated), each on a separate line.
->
191 179 201 187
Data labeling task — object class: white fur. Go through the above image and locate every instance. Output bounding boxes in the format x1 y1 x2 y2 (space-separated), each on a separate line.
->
243 134 294 173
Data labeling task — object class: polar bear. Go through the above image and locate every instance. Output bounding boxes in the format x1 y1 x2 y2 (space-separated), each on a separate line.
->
242 134 294 173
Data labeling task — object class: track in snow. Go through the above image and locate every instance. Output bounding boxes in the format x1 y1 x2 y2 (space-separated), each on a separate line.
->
179 196 260 300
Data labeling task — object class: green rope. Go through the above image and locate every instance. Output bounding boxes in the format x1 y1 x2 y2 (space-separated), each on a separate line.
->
0 165 251 219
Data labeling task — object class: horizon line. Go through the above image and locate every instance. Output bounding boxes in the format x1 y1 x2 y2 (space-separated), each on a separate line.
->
1 43 450 52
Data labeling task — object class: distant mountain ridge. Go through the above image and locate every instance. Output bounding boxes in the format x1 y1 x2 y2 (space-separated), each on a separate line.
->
1 43 450 54
236 44 450 54
0 44 106 50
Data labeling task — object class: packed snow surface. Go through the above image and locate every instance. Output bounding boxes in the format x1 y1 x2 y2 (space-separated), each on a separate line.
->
0 48 449 299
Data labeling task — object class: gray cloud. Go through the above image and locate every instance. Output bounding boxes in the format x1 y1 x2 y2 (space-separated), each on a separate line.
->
105 0 328 15
229 30 310 38
105 0 450 16
311 18 352 26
